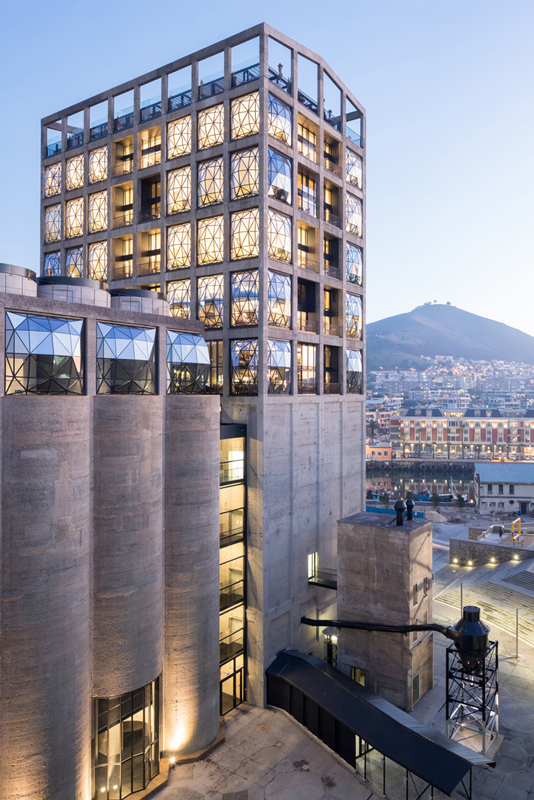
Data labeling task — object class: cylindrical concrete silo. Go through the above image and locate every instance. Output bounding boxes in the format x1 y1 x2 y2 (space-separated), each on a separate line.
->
163 395 220 756
0 396 92 800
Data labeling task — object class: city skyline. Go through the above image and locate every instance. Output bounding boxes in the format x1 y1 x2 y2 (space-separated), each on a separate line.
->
0 1 532 331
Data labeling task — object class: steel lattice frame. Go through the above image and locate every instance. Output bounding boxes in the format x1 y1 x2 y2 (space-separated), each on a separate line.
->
268 147 292 204
346 194 363 237
44 204 62 243
267 210 292 263
267 270 291 328
167 115 192 159
197 216 224 265
346 349 363 393
230 338 258 395
346 243 363 285
231 91 260 139
66 197 84 239
88 146 108 184
198 157 224 207
88 190 108 233
167 279 191 319
88 241 108 281
167 166 191 214
198 104 224 150
66 154 84 190
96 323 156 394
44 162 61 197
167 223 191 269
44 252 61 276
197 274 224 329
167 330 210 394
268 93 292 144
346 294 362 339
231 270 259 326
268 339 291 394
5 311 84 395
230 209 259 260
66 247 84 278
231 148 259 199
346 150 362 189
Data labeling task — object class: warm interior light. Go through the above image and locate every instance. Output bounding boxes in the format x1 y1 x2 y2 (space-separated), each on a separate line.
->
170 757 176 764
468 560 473 566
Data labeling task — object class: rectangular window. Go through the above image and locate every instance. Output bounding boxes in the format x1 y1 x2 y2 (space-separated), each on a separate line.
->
297 171 317 217
412 583 418 606
498 484 503 495
297 343 316 394
510 484 515 495
412 674 420 705
423 577 430 596
487 484 493 494
307 552 318 579
423 611 428 625
351 667 365 687
297 122 317 161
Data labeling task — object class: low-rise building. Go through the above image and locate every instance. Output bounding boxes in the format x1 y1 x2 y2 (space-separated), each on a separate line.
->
475 462 534 515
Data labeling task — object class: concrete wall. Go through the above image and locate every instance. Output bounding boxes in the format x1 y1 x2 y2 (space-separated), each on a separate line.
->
450 538 534 567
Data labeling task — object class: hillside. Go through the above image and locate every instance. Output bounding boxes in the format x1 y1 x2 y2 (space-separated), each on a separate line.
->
366 304 534 370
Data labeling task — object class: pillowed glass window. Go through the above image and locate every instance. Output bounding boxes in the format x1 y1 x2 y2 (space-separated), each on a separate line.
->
268 148 292 204
66 247 83 278
346 150 362 189
167 115 192 159
94 678 159 800
44 162 61 197
231 92 260 139
167 278 190 318
167 330 210 394
197 216 224 265
198 104 224 150
66 154 84 190
230 208 259 260
167 223 191 269
231 148 259 199
346 243 363 285
346 294 363 339
167 166 191 214
88 190 108 233
89 146 108 184
89 241 108 281
346 194 362 237
268 270 291 328
45 204 62 243
96 323 156 394
268 339 291 394
268 94 292 144
44 251 61 276
231 339 258 395
198 157 224 207
5 312 83 395
267 210 292 263
346 349 363 393
231 270 259 326
198 274 224 328
66 197 84 238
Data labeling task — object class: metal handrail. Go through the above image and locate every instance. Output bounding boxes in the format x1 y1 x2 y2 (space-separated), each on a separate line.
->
46 142 61 157
297 89 318 115
140 102 161 123
324 264 342 280
138 260 161 276
112 264 133 280
298 383 317 394
168 89 192 112
198 77 224 100
66 132 83 149
231 62 260 87
90 122 108 141
324 209 341 228
114 112 134 132
268 67 292 94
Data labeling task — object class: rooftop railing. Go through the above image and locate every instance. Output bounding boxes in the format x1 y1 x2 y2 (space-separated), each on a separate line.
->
268 66 292 94
90 122 108 141
66 131 83 150
46 142 61 158
198 76 224 100
297 88 318 115
346 125 362 147
168 88 192 112
231 62 260 88
140 100 161 123
114 111 134 133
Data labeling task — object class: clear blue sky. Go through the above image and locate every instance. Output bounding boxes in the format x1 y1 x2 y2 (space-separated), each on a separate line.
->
1 1 532 333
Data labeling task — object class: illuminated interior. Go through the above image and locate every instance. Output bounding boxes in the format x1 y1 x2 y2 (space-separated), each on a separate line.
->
231 148 259 199
198 157 224 207
346 293 362 339
231 270 259 326
167 115 192 159
66 154 84 191
66 197 84 239
297 343 316 393
267 210 292 263
198 274 224 328
44 251 61 276
230 208 259 260
167 223 191 269
89 146 109 184
198 104 224 150
139 127 161 169
66 246 84 278
346 243 363 285
346 149 362 189
88 190 108 233
346 348 363 393
44 162 61 197
230 339 258 394
268 148 292 203
197 216 224 264
167 278 191 318
268 339 291 393
88 241 108 281
268 94 292 144
167 166 191 214
346 194 363 237
44 204 62 243
231 92 260 139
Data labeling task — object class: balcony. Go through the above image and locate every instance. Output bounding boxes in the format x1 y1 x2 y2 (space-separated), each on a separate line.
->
297 316 318 334
323 319 342 336
308 567 337 589
324 382 340 395
112 158 133 177
231 62 260 88
220 629 244 664
268 66 291 94
90 122 108 141
112 263 133 280
297 191 317 218
138 259 160 276
324 111 341 131
297 381 317 395
139 206 160 223
324 208 341 229
113 210 133 228
220 507 245 547
324 155 341 177
324 263 341 281
297 251 319 272
67 132 83 150
220 579 244 612
114 112 134 133
46 142 61 158
220 459 244 485
297 88 318 115
140 100 161 123
198 77 224 100
168 89 192 112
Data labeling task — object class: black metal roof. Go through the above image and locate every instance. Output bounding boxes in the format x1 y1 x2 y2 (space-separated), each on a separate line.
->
404 407 443 417
266 650 493 796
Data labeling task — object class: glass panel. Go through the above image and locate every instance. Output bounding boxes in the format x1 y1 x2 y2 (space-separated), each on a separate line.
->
231 270 259 326
198 52 224 99
220 438 245 483
230 339 258 395
297 55 318 114
231 92 260 139
267 210 291 263
207 340 223 395
297 172 316 217
140 78 161 122
46 122 62 157
346 243 363 285
230 209 259 260
168 66 192 112
44 252 61 276
297 343 316 393
346 294 362 339
346 349 363 394
167 223 191 269
166 330 209 394
89 146 108 184
231 38 260 87
346 150 362 189
88 241 108 281
67 110 84 149
90 100 108 140
231 148 259 199
198 157 223 207
198 105 224 150
114 89 134 132
268 37 292 93
44 162 61 197
268 339 291 394
167 115 192 158
346 97 362 146
96 323 156 394
66 154 84 190
323 71 341 130
198 275 224 329
66 197 84 238
166 279 190 319
44 204 62 243
5 312 84 395
66 247 83 278
88 190 108 233
167 166 191 214
346 194 362 237
268 270 291 328
139 127 161 169
268 148 292 204
197 216 224 265
298 122 317 162
268 94 292 144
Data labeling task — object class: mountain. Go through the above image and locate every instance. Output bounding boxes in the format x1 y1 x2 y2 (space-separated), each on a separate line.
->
366 304 534 370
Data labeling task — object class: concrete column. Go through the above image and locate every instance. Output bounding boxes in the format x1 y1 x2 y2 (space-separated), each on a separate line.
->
92 396 164 697
0 397 92 800
163 395 220 756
